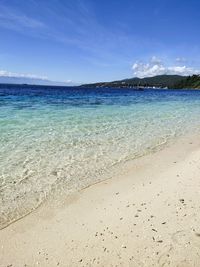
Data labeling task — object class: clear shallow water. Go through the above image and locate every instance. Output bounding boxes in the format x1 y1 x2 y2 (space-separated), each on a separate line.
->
1 85 200 228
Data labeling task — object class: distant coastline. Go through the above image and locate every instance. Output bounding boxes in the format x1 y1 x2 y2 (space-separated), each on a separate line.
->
0 74 200 90
81 74 200 89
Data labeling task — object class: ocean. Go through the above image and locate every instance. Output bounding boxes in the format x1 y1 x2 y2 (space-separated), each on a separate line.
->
1 85 200 229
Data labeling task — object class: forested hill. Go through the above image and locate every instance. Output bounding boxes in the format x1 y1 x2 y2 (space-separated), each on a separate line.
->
174 75 200 89
81 75 200 89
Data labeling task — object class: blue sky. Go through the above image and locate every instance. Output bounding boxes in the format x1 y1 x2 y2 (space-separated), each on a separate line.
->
0 0 200 84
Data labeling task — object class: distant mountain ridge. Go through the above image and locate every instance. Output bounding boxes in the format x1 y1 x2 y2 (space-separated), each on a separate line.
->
0 76 75 86
1 74 200 89
82 75 200 89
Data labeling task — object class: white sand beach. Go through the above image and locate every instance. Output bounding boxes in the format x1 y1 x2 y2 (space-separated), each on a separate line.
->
1 134 200 267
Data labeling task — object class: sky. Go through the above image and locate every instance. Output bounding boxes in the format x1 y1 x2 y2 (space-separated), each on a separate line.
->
0 0 200 84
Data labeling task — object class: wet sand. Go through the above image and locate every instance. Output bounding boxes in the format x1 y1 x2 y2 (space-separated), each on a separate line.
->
1 134 200 267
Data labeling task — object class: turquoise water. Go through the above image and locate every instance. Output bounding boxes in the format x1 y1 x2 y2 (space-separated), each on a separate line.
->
1 85 200 228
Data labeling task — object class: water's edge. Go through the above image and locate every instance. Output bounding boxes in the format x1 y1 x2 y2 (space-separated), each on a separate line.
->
1 131 198 230
1 87 200 229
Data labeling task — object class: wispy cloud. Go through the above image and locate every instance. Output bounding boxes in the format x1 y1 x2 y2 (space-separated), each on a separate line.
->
0 69 47 80
132 57 200 78
0 1 155 63
0 69 79 85
175 57 187 64
1 1 199 83
0 5 45 32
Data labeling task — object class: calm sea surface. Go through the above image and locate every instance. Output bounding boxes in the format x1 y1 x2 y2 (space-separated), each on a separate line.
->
1 85 200 228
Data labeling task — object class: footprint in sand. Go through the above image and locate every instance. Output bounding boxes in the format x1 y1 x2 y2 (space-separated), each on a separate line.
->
163 230 200 265
157 229 200 266
157 244 174 267
157 243 199 267
171 229 200 249
171 230 189 245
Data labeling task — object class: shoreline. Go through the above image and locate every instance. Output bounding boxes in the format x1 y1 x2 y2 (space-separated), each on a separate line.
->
0 126 183 231
1 133 200 266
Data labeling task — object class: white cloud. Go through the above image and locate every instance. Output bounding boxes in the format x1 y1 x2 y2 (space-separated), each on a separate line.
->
175 57 187 63
150 56 162 65
132 57 200 78
0 69 47 80
0 69 78 85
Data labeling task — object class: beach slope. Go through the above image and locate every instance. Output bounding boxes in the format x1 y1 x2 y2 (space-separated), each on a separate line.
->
1 135 200 267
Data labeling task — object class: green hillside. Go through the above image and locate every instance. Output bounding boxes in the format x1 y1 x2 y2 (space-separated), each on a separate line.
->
82 75 188 89
120 75 187 88
174 75 200 89
81 74 200 89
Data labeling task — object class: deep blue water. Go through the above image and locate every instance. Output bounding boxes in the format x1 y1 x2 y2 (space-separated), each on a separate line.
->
1 85 200 107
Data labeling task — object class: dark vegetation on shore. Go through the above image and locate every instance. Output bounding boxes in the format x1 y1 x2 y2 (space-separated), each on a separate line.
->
81 75 200 89
174 75 200 89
